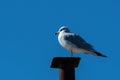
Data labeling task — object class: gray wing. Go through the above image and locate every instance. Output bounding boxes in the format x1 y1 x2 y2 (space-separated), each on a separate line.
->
64 33 96 52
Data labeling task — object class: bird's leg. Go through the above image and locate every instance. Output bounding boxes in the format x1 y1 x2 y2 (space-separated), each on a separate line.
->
70 50 73 57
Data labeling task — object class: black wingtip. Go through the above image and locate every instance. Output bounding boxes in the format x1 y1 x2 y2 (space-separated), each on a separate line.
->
94 52 107 58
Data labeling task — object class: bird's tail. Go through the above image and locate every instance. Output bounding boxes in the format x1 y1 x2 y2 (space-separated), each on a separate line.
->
93 51 107 57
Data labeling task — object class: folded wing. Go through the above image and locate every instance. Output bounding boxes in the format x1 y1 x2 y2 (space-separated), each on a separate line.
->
64 33 96 52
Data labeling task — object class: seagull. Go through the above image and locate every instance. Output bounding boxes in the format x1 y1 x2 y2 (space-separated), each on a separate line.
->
55 26 107 57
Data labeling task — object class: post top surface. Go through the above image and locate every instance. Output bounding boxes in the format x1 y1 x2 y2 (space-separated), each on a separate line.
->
50 57 81 68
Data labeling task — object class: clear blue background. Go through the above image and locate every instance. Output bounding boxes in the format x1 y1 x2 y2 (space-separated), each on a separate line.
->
0 0 119 80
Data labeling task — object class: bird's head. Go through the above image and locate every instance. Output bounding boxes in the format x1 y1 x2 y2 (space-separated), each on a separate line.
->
55 26 70 35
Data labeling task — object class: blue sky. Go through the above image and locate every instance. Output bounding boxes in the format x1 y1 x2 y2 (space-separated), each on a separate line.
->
0 0 120 80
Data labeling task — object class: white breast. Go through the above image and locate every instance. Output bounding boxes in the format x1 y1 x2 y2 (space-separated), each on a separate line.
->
58 32 86 53
58 32 78 52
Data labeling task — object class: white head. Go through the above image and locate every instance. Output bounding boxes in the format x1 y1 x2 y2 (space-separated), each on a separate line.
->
55 26 70 35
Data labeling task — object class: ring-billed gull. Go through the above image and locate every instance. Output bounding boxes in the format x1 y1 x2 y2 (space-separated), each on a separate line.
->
55 26 107 57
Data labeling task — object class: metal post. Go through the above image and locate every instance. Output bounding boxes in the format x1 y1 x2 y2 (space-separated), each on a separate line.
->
59 65 75 80
51 57 80 80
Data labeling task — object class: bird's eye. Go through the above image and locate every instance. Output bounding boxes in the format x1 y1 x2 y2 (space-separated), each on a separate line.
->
60 29 63 31
60 28 65 31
